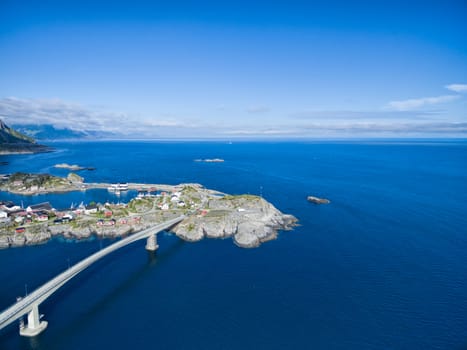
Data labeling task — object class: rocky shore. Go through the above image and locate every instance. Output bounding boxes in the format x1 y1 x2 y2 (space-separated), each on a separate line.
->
0 174 297 249
174 195 296 248
0 143 53 155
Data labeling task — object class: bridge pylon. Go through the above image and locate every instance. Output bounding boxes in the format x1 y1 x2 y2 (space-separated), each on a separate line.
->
145 233 159 251
19 304 48 337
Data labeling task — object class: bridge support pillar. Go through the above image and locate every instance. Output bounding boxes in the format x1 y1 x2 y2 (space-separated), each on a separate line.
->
145 233 159 251
20 304 48 337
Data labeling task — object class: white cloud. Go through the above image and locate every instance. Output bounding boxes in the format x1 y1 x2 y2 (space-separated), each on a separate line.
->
387 95 460 111
220 122 467 137
0 97 201 136
142 119 186 128
0 97 129 133
1 96 465 139
222 128 296 135
290 110 440 120
299 122 467 133
445 84 467 93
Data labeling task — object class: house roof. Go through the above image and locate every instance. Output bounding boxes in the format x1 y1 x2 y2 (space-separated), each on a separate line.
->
29 202 53 211
2 201 17 209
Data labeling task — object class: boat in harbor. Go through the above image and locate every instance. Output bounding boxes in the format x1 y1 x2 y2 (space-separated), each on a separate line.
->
107 183 129 191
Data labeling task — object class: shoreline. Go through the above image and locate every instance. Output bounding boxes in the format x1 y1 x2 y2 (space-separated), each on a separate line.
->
0 175 297 249
1 182 223 196
0 145 54 155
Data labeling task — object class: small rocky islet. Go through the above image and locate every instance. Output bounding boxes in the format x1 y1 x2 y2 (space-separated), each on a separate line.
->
53 163 96 171
0 172 297 249
307 195 331 204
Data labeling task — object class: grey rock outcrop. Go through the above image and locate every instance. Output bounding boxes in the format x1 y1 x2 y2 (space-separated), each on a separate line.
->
10 234 26 247
173 195 297 248
0 235 10 248
24 230 51 245
307 195 330 204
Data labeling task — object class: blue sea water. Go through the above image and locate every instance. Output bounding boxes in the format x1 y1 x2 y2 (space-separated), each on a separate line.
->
0 140 466 349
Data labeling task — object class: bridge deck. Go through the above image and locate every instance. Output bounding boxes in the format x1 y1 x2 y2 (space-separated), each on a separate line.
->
0 215 185 333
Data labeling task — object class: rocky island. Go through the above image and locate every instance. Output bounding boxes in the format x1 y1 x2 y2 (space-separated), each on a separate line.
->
194 158 225 163
0 173 297 249
307 195 331 204
53 163 96 171
0 172 84 195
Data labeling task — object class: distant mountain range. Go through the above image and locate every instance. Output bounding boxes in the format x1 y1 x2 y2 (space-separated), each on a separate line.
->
11 124 87 140
11 124 116 140
0 120 51 154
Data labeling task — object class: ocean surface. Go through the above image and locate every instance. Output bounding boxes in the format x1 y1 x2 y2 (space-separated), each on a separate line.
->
0 140 466 349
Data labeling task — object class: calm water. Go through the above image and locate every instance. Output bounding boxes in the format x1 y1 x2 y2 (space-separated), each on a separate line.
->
0 140 466 349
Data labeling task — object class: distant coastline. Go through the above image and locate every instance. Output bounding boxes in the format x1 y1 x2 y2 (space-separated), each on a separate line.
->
0 144 53 155
0 119 53 154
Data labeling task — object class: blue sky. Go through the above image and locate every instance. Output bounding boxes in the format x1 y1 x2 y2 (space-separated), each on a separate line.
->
0 0 466 138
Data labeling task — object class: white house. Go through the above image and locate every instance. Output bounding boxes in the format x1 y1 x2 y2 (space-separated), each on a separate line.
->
0 210 7 219
2 203 20 212
84 204 98 215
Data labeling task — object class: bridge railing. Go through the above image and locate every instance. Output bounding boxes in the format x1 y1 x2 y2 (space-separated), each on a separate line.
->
0 215 185 331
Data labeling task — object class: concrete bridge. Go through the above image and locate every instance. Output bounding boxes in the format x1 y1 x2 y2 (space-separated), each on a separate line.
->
0 215 185 337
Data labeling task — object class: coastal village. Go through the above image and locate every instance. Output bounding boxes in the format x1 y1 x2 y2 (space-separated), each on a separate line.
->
0 172 297 249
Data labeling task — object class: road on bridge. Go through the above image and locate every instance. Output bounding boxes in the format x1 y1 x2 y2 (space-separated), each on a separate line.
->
0 215 185 335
